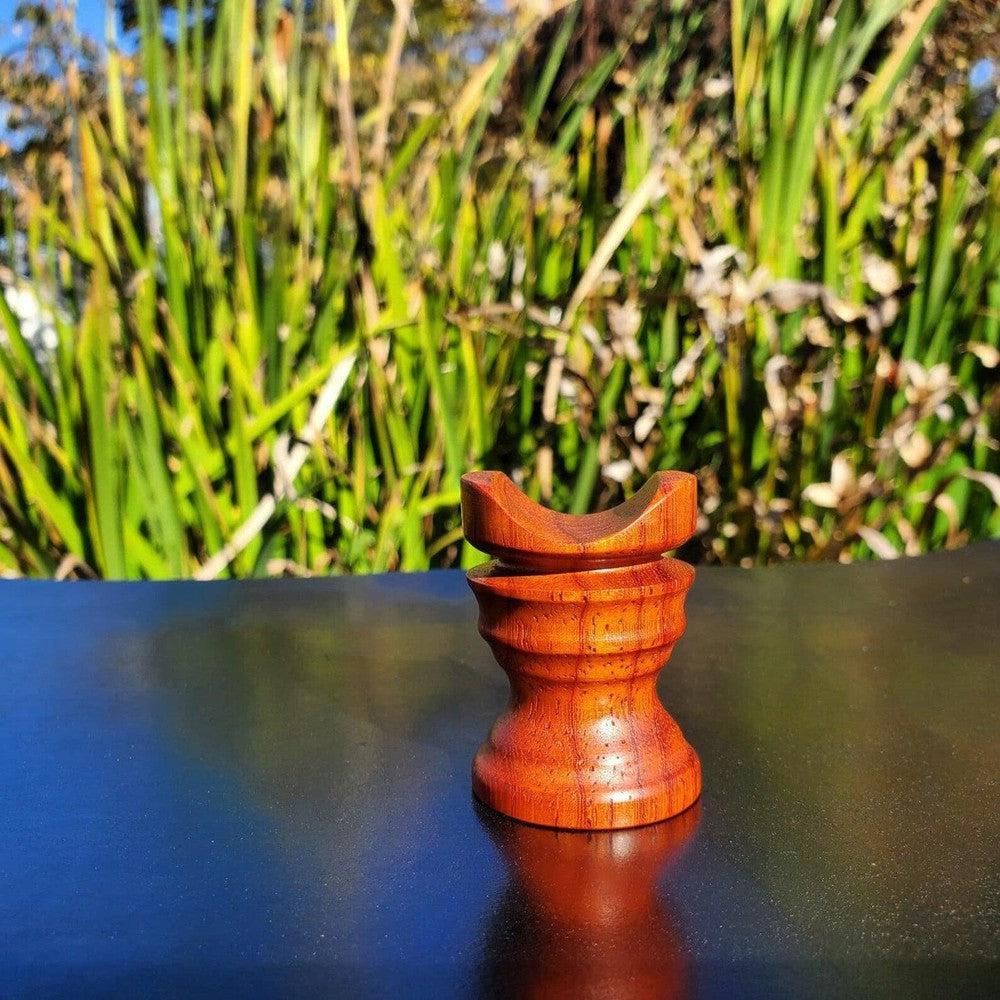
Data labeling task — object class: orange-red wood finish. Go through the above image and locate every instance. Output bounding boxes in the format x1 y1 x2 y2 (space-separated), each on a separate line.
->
461 470 701 830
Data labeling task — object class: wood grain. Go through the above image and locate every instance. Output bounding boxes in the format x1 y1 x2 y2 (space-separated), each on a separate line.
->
462 470 696 569
461 471 701 830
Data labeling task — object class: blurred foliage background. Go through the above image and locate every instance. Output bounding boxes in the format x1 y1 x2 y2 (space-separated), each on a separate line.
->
0 0 997 579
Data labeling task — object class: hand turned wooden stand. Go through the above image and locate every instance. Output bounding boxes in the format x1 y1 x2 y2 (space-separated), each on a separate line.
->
461 470 701 830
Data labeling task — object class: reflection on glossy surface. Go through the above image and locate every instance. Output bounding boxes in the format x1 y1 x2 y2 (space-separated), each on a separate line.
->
478 801 699 1000
0 547 998 997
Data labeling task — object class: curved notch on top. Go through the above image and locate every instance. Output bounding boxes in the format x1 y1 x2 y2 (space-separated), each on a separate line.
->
461 470 696 569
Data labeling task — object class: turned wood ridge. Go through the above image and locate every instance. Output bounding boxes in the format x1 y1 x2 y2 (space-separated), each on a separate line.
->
461 470 701 830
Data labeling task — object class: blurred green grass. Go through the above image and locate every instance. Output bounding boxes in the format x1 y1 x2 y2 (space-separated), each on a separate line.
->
0 0 996 578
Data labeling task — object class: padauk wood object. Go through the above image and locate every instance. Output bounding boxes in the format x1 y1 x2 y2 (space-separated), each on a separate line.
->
461 470 701 830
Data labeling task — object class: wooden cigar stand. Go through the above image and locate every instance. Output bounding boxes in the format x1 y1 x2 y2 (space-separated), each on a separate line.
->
461 470 701 830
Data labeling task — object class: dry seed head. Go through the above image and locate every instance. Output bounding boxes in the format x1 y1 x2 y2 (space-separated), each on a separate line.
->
817 16 836 45
634 403 661 443
487 241 507 281
857 527 899 560
803 316 833 348
629 444 649 475
607 301 642 361
704 76 732 99
602 459 633 484
899 431 932 469
861 253 901 296
967 342 999 368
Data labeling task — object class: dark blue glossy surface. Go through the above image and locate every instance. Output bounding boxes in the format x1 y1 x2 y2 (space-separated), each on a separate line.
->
1 546 998 998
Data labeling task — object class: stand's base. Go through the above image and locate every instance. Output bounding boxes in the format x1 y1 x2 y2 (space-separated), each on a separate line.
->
472 715 701 831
